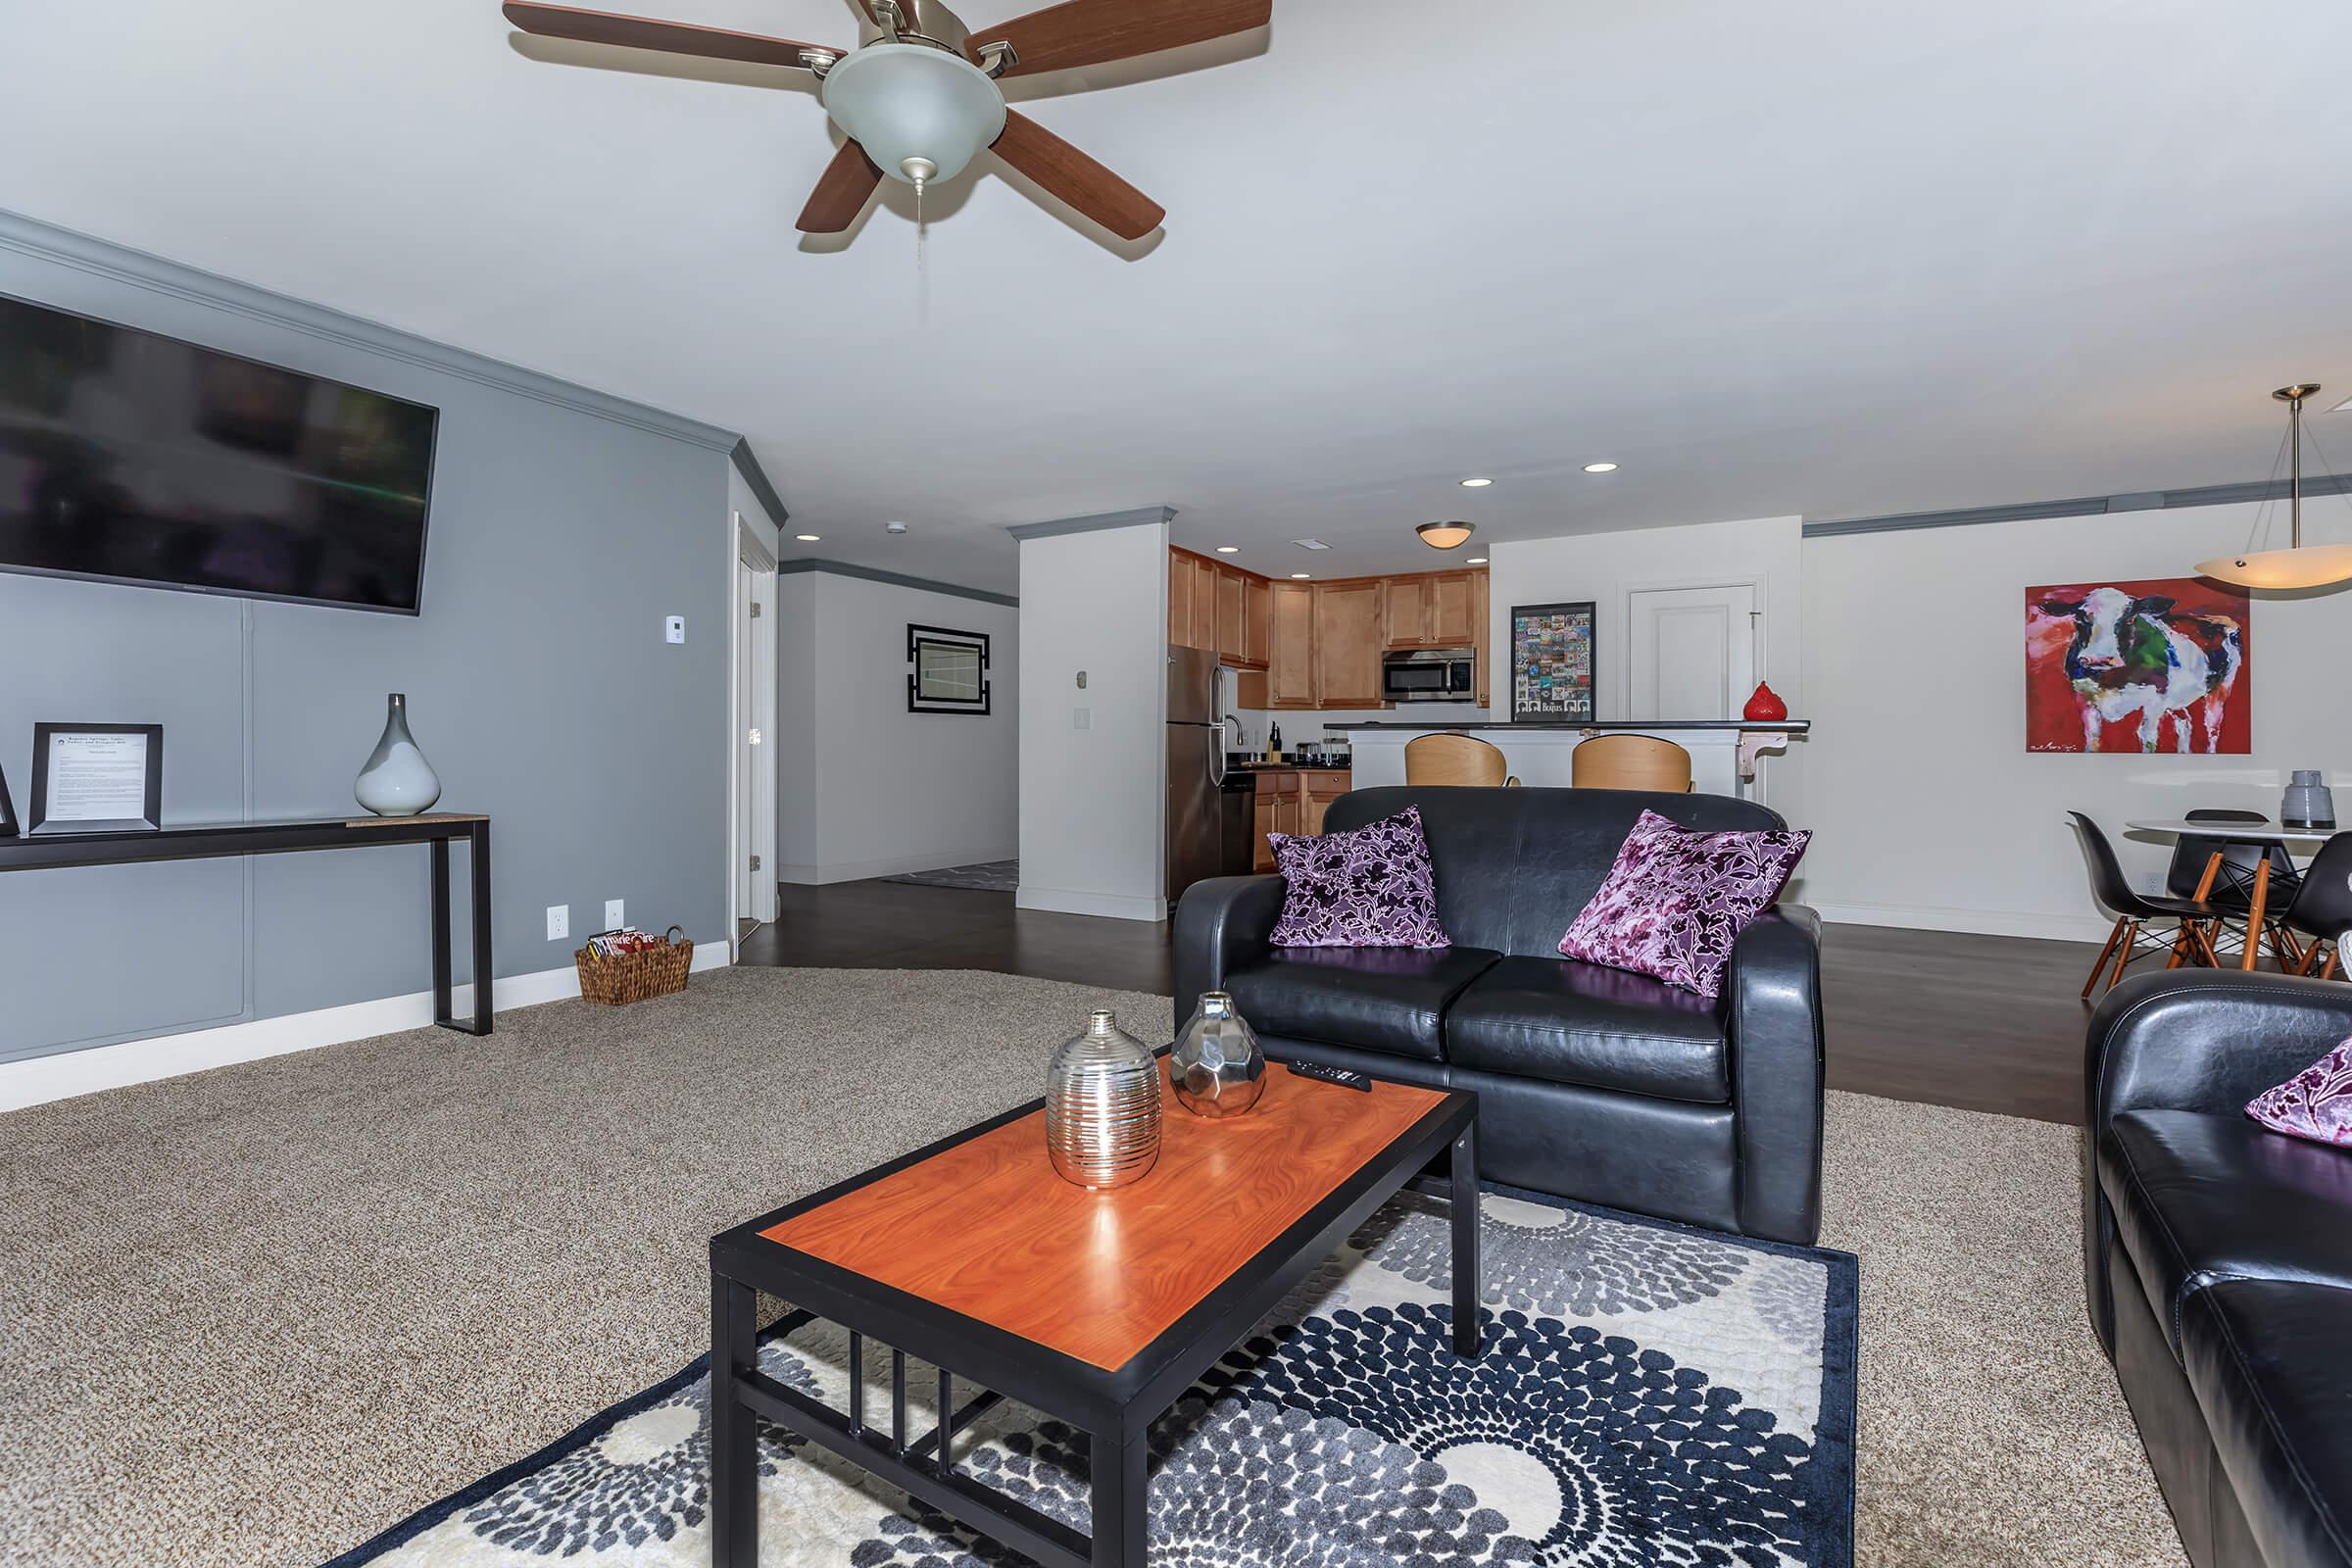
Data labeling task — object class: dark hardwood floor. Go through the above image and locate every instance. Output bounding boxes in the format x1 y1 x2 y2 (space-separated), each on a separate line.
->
742 881 2126 1125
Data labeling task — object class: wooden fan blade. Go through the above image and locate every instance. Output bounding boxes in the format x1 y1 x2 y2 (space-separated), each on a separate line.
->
798 140 885 233
502 2 836 71
966 0 1270 78
991 110 1164 240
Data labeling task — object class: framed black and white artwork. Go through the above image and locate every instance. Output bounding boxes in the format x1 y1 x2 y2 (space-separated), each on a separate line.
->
906 624 992 716
28 722 164 834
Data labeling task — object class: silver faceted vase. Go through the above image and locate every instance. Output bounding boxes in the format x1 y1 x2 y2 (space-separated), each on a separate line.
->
354 693 443 817
1045 1008 1161 1189
1171 991 1266 1118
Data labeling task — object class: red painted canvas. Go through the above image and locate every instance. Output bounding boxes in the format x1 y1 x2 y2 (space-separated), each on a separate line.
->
2026 578 2251 754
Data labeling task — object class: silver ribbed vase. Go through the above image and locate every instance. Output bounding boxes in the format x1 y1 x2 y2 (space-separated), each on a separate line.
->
1171 991 1266 1118
1045 1007 1162 1190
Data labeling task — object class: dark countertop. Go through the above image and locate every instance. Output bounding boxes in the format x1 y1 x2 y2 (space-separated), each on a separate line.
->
1325 719 1810 733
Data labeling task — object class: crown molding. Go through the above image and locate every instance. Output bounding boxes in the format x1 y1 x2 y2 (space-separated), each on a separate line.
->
1805 472 2352 538
1006 506 1177 540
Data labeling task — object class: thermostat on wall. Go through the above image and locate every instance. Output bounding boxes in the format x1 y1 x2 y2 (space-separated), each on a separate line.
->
664 615 685 644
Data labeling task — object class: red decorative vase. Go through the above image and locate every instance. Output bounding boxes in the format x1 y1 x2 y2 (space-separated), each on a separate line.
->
1742 682 1788 722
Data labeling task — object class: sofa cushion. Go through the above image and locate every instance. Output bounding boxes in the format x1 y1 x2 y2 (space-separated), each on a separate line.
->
2099 1108 2352 1357
1223 945 1500 1061
1267 806 1449 950
2177 1278 2352 1568
1445 956 1731 1103
2245 1036 2352 1147
1556 809 1811 999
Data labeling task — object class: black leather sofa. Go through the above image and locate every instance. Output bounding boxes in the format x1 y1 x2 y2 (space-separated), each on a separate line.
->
1174 784 1824 1245
2084 969 2352 1568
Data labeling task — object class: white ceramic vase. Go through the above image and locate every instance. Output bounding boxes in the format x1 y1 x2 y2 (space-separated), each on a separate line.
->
354 693 442 817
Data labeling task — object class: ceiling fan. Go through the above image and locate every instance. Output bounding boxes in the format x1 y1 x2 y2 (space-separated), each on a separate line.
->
501 0 1272 241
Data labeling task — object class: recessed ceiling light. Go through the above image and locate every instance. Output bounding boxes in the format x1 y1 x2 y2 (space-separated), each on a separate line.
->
1459 477 1494 488
1582 462 1618 473
796 532 821 541
1466 557 1488 564
1292 538 1332 551
1291 572 1311 579
1214 545 1240 554
1416 520 1476 550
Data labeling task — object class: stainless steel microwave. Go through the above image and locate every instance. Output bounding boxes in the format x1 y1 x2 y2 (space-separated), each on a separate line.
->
1382 647 1476 703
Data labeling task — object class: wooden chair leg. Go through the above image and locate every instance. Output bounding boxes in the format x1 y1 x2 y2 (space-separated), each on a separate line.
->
2084 916 2129 999
2272 923 2306 972
2240 859 2272 972
2326 946 2343 982
2108 920 2143 992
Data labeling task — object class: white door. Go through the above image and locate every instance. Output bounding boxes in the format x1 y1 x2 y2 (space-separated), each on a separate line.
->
1628 584 1757 719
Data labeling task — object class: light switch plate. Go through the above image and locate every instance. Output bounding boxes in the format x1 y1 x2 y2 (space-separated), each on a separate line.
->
664 615 685 644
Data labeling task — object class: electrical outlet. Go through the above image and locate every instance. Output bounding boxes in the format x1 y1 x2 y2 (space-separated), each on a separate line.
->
605 899 625 930
664 614 685 644
547 904 569 942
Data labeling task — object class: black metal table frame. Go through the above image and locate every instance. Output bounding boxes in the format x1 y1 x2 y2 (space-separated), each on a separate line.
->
709 1084 1479 1568
0 815 494 1036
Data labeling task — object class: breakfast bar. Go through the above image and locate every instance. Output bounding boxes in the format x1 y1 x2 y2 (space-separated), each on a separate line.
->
1333 719 1810 803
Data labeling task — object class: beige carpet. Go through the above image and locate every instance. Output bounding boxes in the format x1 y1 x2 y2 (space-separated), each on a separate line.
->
0 967 2180 1568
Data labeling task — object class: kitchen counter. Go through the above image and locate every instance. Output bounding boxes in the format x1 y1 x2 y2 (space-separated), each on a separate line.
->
1326 719 1809 733
1341 719 1804 803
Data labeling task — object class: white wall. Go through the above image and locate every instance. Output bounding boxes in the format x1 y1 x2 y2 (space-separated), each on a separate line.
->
774 570 1019 884
1017 521 1170 920
1801 501 2352 941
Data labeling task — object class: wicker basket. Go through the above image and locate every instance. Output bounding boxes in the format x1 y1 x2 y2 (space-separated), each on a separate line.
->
574 929 693 1005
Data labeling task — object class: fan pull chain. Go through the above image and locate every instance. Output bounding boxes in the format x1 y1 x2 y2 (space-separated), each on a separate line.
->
914 175 929 325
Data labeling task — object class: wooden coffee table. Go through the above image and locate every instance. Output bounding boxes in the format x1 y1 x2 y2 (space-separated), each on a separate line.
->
708 1060 1480 1568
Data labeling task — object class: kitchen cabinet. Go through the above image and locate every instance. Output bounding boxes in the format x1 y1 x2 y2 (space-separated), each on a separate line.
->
1189 556 1217 651
1267 582 1318 707
1430 572 1478 646
1383 576 1432 649
1251 790 1279 871
1244 574 1271 669
1168 551 1194 646
1250 767 1349 869
1214 565 1259 668
1313 580 1386 708
1473 569 1491 707
1301 770 1348 835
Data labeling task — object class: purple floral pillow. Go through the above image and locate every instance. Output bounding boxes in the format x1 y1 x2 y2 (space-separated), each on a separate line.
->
2246 1039 2352 1147
1557 809 1810 998
1268 806 1450 949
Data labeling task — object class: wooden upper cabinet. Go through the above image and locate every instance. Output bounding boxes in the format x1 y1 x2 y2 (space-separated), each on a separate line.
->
1168 549 1193 646
1214 565 1248 666
1313 580 1387 708
1383 576 1433 649
1190 556 1217 651
1243 574 1271 670
1429 572 1478 646
1472 568 1491 707
1267 582 1318 708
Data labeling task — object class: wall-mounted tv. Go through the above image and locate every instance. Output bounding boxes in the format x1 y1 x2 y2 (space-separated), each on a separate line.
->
0 293 438 613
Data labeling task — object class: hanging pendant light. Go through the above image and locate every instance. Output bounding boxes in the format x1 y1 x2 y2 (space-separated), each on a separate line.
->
2195 385 2352 589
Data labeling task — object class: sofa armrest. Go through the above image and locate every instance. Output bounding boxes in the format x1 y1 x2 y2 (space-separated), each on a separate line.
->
2086 969 2352 1131
1172 874 1287 1009
1727 904 1825 1246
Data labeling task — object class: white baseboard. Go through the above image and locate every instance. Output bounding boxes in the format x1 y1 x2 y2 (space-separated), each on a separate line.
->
1014 884 1168 922
0 942 734 1114
1809 901 2112 945
778 847 1017 886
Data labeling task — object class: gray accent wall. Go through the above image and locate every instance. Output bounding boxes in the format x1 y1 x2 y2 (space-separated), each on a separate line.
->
0 218 738 1064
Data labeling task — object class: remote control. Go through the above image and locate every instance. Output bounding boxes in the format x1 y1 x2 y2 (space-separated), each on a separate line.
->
1286 1060 1373 1093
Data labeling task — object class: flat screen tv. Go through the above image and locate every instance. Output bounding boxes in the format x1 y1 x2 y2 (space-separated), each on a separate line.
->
0 293 438 613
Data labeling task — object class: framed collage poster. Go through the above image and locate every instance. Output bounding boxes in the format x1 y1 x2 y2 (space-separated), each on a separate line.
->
1510 601 1596 721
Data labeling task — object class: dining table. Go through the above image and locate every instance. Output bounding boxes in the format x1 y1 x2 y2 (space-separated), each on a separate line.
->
2124 818 2341 971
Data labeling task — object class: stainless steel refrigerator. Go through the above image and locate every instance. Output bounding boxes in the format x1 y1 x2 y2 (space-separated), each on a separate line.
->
1166 645 1235 907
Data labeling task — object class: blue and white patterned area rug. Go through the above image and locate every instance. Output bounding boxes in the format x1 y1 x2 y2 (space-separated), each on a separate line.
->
329 1187 1856 1567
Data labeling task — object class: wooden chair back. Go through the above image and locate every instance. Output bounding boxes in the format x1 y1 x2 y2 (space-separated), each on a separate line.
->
1572 734 1693 793
1404 732 1510 788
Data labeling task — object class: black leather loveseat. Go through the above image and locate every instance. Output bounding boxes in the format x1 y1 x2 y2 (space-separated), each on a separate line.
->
2084 970 2352 1568
1174 785 1824 1245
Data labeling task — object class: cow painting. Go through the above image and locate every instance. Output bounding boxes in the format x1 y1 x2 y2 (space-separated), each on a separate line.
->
2026 578 2251 755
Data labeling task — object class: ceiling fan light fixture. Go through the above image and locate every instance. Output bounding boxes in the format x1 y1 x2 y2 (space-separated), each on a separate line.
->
819 41 1005 187
1416 520 1476 550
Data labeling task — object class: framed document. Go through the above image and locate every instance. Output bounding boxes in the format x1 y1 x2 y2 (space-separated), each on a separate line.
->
28 722 164 835
1510 601 1597 722
906 623 992 715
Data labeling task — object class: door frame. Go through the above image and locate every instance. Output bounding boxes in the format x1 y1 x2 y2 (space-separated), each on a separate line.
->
727 512 780 954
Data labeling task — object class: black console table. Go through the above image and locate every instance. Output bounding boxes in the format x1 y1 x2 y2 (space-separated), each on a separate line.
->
0 813 494 1036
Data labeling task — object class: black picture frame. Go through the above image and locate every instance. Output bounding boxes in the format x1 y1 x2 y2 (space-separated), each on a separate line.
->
28 722 164 835
1509 601 1598 722
906 624 992 716
0 760 15 839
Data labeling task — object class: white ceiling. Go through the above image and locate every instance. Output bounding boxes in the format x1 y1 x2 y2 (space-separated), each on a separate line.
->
7 0 2350 592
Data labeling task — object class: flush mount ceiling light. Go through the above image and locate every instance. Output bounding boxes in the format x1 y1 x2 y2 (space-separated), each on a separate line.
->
1466 556 1488 564
1583 462 1619 473
1459 477 1494 488
1291 572 1311 579
1214 545 1240 554
797 532 821 541
500 0 1276 243
2194 384 2352 590
1416 520 1477 550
